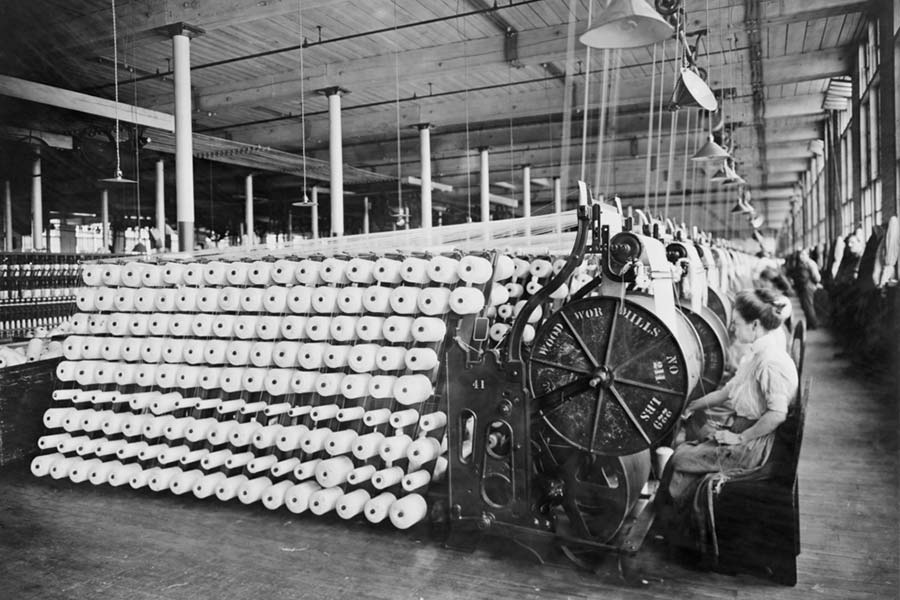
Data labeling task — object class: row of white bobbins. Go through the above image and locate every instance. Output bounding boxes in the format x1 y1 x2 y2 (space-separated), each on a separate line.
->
67 311 452 342
82 254 500 289
63 336 442 373
75 283 487 317
56 360 436 403
31 451 431 528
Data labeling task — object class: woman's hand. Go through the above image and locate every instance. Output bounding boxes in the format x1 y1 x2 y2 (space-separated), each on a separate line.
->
714 430 743 445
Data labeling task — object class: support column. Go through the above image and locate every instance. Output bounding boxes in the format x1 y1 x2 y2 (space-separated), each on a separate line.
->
522 165 532 236
850 49 863 230
3 180 11 251
155 159 165 251
363 197 370 234
479 147 490 226
31 156 43 250
245 174 254 248
417 124 432 230
553 176 562 215
169 24 204 252
878 4 897 220
320 87 349 237
101 189 109 252
311 185 320 240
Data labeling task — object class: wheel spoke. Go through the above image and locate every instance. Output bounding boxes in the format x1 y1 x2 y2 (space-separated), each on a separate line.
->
610 337 669 373
560 310 600 369
530 356 592 376
533 378 593 418
614 377 683 397
608 386 653 447
602 300 620 367
588 387 606 454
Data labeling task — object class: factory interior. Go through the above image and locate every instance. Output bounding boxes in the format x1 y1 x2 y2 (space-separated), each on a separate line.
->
0 0 898 598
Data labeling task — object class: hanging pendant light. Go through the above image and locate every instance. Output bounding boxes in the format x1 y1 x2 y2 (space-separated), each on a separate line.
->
722 161 746 186
692 133 730 162
579 0 674 49
709 162 730 183
669 66 718 111
99 0 136 186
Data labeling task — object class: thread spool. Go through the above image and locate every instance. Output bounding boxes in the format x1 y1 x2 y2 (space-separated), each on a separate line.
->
241 368 267 393
271 259 299 285
202 261 227 286
193 473 227 499
280 315 309 340
87 314 108 335
330 315 359 342
201 339 227 365
75 288 96 312
489 322 510 342
208 314 235 339
194 288 219 314
320 257 350 284
49 456 84 480
325 430 358 456
494 254 516 281
497 304 514 320
262 480 295 510
352 431 385 460
147 313 171 337
512 257 531 279
389 493 428 529
522 324 536 344
69 458 101 483
248 261 273 286
373 257 403 284
225 262 250 286
129 465 158 489
164 416 193 441
32 453 68 478
68 313 90 335
113 288 137 312
529 259 553 278
305 316 330 341
217 368 243 394
158 445 190 465
297 342 326 370
306 487 342 516
79 336 103 360
240 287 265 313
376 346 407 371
347 465 377 486
371 466 405 490
263 403 291 418
346 258 376 284
427 255 461 284
154 363 181 389
252 424 283 449
224 451 255 470
198 367 223 390
315 373 343 397
215 474 250 501
514 300 542 324
55 361 78 383
407 436 443 464
179 448 210 466
419 411 448 432
249 341 274 367
309 403 339 423
402 470 431 492
397 256 429 285
174 365 201 389
138 337 163 363
315 456 354 488
38 433 70 451
263 286 289 313
449 287 486 315
382 316 414 343
363 286 392 314
287 285 313 313
109 463 143 487
311 286 339 313
395 375 434 406
334 288 363 315
301 428 331 453
335 489 371 520
346 344 378 373
489 283 510 307
412 317 446 343
389 286 420 315
296 259 324 285
276 425 309 452
56 434 86 453
82 264 104 287
62 336 84 360
290 371 317 394
294 458 322 481
142 264 165 288
215 287 241 312
146 466 181 492
417 287 452 316
236 476 272 504
163 314 189 338
323 344 351 369
368 375 396 399
390 408 419 429
458 255 493 284
336 405 366 422
134 288 158 313
233 315 258 340
405 348 439 372
70 361 95 387
177 339 203 366
379 434 413 463
174 288 198 313
121 262 145 287
356 316 385 341
263 369 293 397
162 262 186 285
169 469 204 495
340 373 371 399
266 343 297 370
103 313 126 337
525 279 543 295
364 491 397 523
284 481 322 514
93 287 116 312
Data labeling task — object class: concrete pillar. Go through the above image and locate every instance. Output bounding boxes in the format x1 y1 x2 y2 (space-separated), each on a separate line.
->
311 185 320 240
553 176 562 215
170 25 202 252
245 174 254 248
479 148 490 225
363 197 370 234
31 156 43 250
155 159 165 251
522 165 532 236
417 124 432 230
321 87 347 237
3 180 11 251
101 189 109 252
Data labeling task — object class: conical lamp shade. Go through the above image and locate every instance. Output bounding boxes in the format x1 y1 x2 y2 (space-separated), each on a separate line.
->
722 163 746 186
692 134 730 162
669 67 718 111
579 0 674 49
99 169 136 185
709 163 730 183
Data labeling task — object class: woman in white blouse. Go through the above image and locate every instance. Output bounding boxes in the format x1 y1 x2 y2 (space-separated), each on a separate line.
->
665 288 799 504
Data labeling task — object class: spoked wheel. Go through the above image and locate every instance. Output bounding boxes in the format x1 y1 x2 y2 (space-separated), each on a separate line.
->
681 304 728 400
528 296 692 457
707 287 731 329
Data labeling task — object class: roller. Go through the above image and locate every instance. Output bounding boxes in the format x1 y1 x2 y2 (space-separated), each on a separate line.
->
217 287 242 312
389 493 428 529
226 262 251 286
330 315 359 342
284 481 322 514
305 316 331 341
346 258 376 284
263 286 289 313
356 316 385 341
248 261 273 286
238 477 273 504
280 315 309 340
261 480 295 510
364 492 397 523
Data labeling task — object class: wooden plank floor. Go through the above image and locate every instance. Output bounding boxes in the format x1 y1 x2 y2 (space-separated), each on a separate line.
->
1 328 897 600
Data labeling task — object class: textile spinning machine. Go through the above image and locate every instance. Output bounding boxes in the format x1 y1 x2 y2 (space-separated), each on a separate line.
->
30 183 748 574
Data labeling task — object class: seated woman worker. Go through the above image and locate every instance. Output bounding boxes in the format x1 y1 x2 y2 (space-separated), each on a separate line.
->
663 288 799 508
